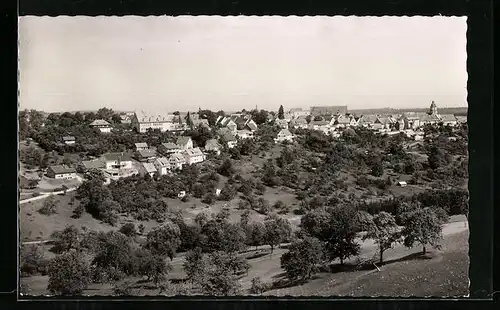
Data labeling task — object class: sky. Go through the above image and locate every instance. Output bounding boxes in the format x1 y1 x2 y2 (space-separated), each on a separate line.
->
18 16 467 113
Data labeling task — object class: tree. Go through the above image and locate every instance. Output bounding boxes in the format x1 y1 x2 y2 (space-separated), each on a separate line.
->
185 112 194 129
427 144 448 170
91 231 134 281
183 247 206 280
246 221 266 250
20 244 48 277
47 250 91 295
278 105 285 119
249 277 269 295
195 251 245 296
262 159 281 187
263 214 292 253
401 207 447 254
135 248 171 286
362 212 400 264
370 159 384 177
50 225 80 254
217 158 235 177
146 222 182 260
39 195 58 215
119 223 137 237
280 236 324 282
300 206 361 265
200 218 246 253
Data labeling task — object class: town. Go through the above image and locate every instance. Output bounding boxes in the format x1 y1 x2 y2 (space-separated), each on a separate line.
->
19 101 469 296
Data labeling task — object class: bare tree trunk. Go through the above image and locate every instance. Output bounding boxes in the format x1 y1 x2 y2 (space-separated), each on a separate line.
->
379 248 384 264
340 257 344 265
422 245 427 254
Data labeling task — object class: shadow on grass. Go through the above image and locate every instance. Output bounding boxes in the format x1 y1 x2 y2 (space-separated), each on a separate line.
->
380 251 438 266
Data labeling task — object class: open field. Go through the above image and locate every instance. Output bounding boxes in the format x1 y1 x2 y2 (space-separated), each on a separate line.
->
20 215 468 296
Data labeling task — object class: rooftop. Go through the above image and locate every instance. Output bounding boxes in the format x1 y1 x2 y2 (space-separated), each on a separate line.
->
49 165 76 174
177 136 192 146
89 119 111 126
135 142 148 148
103 152 133 162
142 162 157 173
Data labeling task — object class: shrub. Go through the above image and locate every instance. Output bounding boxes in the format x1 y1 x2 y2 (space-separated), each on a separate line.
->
249 277 270 295
280 236 324 283
119 223 137 237
38 195 58 215
47 250 91 295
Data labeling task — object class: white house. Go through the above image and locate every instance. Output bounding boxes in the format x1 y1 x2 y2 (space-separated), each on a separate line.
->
135 142 148 151
204 139 222 155
183 147 206 165
169 153 186 170
289 118 308 129
132 110 177 133
274 129 294 143
236 130 254 139
159 142 181 155
142 162 157 178
89 119 112 133
176 136 194 150
62 136 76 145
218 128 238 148
275 119 289 129
439 114 458 126
153 157 171 176
47 165 77 179
103 152 133 170
226 120 238 133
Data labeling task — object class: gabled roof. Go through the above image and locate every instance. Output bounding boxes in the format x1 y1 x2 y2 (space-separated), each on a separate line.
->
170 153 186 163
89 119 111 126
49 165 76 174
205 139 222 150
135 142 148 148
142 162 157 173
335 115 351 124
103 152 133 162
62 136 75 141
290 118 308 125
310 120 330 126
137 149 156 158
246 120 258 131
358 115 379 124
440 114 457 122
176 136 192 147
161 142 179 150
184 147 204 157
155 157 170 167
135 110 171 123
278 129 293 136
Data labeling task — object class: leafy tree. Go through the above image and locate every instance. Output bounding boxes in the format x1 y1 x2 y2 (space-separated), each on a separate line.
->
50 225 80 254
300 206 361 265
219 183 237 201
185 112 194 129
217 158 235 177
370 159 384 177
427 144 449 170
280 236 324 282
262 159 281 187
39 195 58 215
119 223 137 237
313 115 323 121
246 221 266 250
47 250 91 295
200 217 246 253
146 222 181 259
278 105 285 119
183 247 206 280
400 207 447 254
20 244 48 277
134 248 171 286
249 277 269 295
263 214 292 253
91 231 134 281
195 251 246 296
362 212 400 264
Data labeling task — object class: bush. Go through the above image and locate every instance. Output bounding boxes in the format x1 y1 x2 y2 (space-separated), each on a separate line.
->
113 280 135 296
20 245 48 277
202 192 216 205
249 277 270 295
119 223 137 237
47 250 91 295
38 195 58 215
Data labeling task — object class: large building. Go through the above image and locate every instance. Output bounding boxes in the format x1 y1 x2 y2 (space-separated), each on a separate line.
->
132 110 185 133
310 105 348 117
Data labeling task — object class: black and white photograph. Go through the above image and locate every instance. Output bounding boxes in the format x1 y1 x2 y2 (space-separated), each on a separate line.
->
18 15 469 297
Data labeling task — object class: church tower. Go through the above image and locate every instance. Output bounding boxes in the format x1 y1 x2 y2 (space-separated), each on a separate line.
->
429 100 438 116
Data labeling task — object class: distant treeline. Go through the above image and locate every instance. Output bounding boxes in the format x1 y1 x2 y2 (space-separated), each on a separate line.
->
349 107 468 116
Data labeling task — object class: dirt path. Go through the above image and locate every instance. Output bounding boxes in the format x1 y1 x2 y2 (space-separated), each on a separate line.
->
19 187 78 205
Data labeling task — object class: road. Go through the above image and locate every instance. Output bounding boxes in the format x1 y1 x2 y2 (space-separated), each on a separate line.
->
19 187 78 205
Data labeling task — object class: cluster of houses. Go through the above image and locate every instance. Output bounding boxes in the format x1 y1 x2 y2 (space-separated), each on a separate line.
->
272 102 466 142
